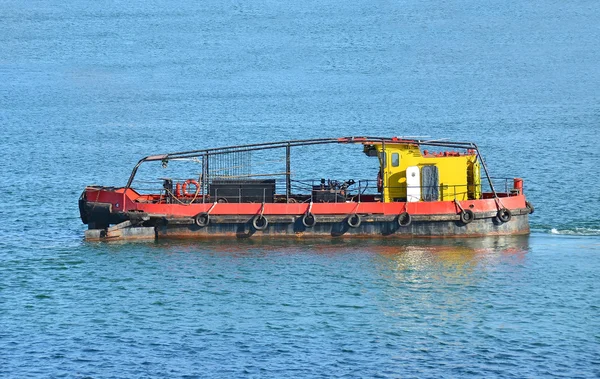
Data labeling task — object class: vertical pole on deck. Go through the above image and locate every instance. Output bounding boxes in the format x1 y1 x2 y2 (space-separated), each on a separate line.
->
204 152 209 203
286 143 291 202
201 155 205 202
474 144 498 198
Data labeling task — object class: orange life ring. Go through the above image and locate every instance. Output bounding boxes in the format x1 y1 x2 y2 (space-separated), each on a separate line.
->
182 179 200 196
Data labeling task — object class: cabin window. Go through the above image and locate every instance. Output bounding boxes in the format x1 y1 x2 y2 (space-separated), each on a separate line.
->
391 153 399 167
379 152 386 168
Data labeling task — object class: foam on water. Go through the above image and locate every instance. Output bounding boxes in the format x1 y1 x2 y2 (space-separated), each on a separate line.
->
550 228 600 236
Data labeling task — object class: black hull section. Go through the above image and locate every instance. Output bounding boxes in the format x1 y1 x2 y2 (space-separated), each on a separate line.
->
84 209 530 241
156 213 530 239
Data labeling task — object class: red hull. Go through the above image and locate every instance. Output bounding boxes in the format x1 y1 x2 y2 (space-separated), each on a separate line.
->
80 186 531 240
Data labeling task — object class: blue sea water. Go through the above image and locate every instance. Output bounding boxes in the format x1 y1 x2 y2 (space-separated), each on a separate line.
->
1 1 599 377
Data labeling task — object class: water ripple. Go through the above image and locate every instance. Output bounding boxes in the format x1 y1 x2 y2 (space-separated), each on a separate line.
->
2 0 600 377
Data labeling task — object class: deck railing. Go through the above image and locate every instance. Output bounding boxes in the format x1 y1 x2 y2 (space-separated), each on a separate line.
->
129 176 520 204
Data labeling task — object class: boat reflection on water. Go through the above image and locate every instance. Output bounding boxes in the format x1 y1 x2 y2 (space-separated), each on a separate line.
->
149 235 530 267
372 236 530 291
375 235 530 272
364 236 531 321
137 236 530 323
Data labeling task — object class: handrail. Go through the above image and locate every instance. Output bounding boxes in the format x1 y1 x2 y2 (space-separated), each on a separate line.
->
128 178 502 195
125 136 481 188
123 137 502 207
128 176 521 206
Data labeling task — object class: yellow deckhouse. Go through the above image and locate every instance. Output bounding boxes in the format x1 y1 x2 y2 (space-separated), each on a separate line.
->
364 141 481 203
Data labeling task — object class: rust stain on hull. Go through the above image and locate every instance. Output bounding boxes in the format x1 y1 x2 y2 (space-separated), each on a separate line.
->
153 214 530 240
83 205 531 241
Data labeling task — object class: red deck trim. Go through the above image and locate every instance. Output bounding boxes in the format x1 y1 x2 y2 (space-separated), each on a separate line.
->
85 188 527 218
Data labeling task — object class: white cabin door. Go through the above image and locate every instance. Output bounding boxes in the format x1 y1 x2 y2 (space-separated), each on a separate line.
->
406 166 421 202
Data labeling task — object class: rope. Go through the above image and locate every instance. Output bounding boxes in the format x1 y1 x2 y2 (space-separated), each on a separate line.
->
306 201 313 215
163 184 201 206
352 200 360 214
206 201 218 215
454 199 465 213
495 197 506 210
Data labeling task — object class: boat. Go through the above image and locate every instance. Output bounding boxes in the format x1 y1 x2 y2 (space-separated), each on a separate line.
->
79 136 533 241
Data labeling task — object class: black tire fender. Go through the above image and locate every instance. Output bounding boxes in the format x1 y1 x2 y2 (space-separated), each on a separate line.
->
347 214 361 228
194 212 210 227
302 213 317 228
497 208 512 223
460 209 475 224
252 215 269 230
397 212 412 227
526 201 534 214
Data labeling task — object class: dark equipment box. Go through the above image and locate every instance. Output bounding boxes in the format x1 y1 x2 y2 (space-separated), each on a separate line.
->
311 186 346 203
209 179 276 203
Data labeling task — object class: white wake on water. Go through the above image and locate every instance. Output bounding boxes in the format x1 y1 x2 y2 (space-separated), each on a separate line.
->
549 227 600 236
